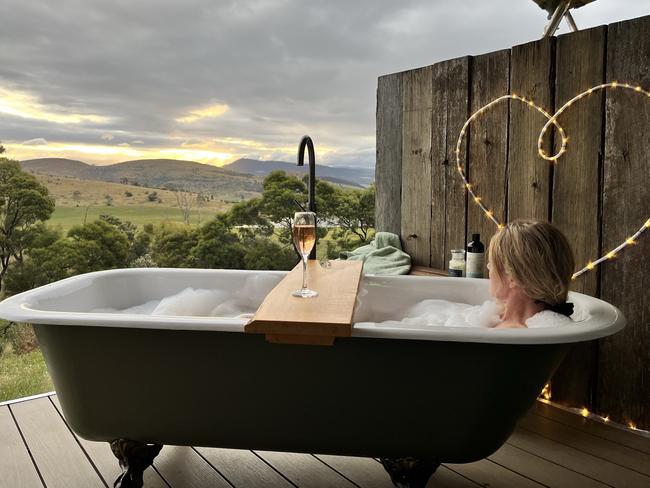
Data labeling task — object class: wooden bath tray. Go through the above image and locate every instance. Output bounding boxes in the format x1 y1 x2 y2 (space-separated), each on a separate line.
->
245 260 364 345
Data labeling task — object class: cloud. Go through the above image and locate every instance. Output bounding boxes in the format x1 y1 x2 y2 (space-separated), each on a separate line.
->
175 103 229 124
0 0 647 166
21 137 48 145
0 86 111 124
101 133 114 141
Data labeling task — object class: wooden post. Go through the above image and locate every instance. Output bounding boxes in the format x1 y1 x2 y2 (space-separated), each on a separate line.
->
549 26 605 410
507 37 555 222
401 66 433 266
429 57 470 269
467 49 510 276
376 73 403 235
597 15 650 429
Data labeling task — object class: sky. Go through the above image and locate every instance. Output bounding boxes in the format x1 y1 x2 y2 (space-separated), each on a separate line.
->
0 0 647 168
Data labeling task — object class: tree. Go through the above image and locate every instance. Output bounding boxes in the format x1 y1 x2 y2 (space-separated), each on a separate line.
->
191 216 245 269
260 171 307 244
67 220 130 270
173 188 195 225
331 184 376 243
225 198 274 242
0 158 55 293
147 191 158 202
243 238 298 270
150 225 199 268
5 220 130 294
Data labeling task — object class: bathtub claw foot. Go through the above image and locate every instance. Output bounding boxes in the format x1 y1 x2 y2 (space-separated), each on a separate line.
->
380 457 439 488
110 439 163 488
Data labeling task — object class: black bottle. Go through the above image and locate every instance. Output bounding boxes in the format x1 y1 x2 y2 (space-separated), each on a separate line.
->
466 233 485 278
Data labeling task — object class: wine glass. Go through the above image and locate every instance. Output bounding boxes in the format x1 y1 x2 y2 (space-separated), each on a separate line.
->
292 211 318 298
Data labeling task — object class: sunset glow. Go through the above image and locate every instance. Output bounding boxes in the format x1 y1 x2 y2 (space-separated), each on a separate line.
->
175 103 230 123
0 86 110 124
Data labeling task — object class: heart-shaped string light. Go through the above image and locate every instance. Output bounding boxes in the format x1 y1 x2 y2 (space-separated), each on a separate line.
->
456 82 650 280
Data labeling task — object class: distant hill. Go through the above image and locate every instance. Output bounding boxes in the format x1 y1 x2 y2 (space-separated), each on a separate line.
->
21 158 262 201
223 158 374 187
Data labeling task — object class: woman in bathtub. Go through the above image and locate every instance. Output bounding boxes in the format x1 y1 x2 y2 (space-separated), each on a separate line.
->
362 219 576 329
487 219 575 328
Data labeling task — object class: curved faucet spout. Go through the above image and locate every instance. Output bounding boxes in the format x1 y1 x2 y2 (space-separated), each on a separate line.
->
297 135 316 213
297 135 317 259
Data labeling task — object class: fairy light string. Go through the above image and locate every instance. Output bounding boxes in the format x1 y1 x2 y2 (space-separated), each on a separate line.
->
456 82 650 280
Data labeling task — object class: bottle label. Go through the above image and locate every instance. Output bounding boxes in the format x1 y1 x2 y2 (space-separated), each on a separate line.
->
448 268 463 277
466 252 484 278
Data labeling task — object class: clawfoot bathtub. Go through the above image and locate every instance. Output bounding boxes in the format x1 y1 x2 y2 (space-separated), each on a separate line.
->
0 268 625 487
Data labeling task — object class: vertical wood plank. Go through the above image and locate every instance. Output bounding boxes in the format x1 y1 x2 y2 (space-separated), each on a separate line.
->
443 57 471 268
429 57 470 269
10 398 105 488
598 15 650 430
549 26 606 412
467 49 510 275
508 37 555 222
401 66 433 265
0 405 44 488
376 73 403 235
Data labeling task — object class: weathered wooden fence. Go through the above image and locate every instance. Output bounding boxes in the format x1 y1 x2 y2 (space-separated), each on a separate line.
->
375 15 649 429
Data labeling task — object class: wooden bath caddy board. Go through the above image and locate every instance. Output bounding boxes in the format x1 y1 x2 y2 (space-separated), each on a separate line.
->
245 260 364 345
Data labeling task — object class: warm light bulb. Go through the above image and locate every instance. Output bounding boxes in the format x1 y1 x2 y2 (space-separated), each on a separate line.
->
626 238 636 245
581 408 589 417
603 416 610 422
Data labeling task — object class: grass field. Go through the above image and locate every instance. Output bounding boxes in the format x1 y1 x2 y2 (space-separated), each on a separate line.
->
0 321 53 402
49 205 227 231
0 350 53 402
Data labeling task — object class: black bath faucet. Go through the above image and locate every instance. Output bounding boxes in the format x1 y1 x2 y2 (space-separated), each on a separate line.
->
297 135 316 260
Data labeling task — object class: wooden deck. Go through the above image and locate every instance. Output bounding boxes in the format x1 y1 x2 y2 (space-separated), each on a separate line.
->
1 394 648 487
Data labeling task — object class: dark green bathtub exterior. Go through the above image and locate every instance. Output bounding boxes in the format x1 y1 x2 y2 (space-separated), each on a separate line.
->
34 323 568 463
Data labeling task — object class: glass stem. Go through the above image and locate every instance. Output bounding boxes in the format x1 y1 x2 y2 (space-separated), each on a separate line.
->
302 256 308 290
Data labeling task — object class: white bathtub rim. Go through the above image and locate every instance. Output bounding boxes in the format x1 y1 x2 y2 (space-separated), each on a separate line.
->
0 267 626 345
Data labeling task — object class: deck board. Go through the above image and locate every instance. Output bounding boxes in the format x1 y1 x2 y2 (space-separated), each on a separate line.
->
489 442 608 487
0 406 44 488
10 398 105 488
2 394 649 488
518 411 650 476
507 427 650 487
195 447 294 487
255 451 357 487
155 445 231 488
446 458 546 488
532 401 650 454
50 396 168 488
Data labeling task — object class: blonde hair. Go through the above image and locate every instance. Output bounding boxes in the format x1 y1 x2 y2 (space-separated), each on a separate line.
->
488 220 575 306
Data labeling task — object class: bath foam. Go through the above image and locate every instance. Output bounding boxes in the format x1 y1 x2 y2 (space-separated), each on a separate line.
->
357 299 578 329
90 274 284 318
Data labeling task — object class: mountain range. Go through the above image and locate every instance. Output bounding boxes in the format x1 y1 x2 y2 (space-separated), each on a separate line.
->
222 159 374 187
20 158 374 200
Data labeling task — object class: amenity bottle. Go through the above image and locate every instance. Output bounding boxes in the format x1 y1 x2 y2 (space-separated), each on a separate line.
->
466 233 485 278
449 249 466 277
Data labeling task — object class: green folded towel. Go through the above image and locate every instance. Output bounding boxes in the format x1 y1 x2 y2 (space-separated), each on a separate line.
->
339 232 411 275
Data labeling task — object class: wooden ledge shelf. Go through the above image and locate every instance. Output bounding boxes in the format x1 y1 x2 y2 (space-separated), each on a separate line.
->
245 260 364 345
